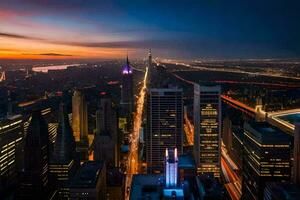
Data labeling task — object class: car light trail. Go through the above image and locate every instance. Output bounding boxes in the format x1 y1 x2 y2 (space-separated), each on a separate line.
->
125 67 148 200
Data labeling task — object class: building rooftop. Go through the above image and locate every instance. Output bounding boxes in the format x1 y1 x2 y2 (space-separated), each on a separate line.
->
178 154 195 169
130 174 162 200
70 161 104 188
245 122 292 145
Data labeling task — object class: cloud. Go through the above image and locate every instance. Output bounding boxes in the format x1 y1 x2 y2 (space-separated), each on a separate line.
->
0 32 44 41
23 53 73 56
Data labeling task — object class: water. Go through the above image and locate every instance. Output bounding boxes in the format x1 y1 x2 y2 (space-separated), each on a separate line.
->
32 64 80 73
279 113 300 125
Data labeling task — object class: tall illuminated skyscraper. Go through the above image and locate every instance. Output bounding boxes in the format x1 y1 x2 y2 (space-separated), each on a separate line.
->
121 56 134 113
194 85 221 177
242 122 292 200
49 103 78 199
72 90 88 142
19 111 50 199
0 115 23 197
146 88 183 173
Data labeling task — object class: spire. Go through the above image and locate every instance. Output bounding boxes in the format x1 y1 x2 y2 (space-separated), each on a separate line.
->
122 53 132 74
148 49 152 69
52 102 76 163
126 52 129 65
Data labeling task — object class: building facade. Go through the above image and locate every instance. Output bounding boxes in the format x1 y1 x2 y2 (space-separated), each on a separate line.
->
72 89 88 142
194 85 221 177
19 111 50 199
242 122 292 200
146 88 183 173
72 90 89 160
0 115 23 197
94 98 119 166
49 103 78 199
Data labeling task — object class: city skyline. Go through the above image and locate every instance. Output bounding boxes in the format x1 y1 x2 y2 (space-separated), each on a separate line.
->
1 0 300 60
0 1 300 200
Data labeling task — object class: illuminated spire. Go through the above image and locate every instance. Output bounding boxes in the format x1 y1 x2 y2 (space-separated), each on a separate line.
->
165 148 178 188
122 53 133 74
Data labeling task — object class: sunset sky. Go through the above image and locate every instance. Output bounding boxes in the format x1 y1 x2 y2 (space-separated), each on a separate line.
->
0 0 300 60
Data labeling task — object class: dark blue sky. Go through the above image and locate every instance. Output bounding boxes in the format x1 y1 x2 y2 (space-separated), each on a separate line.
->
1 0 300 59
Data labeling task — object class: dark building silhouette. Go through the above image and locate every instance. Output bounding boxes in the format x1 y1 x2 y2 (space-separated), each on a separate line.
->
49 103 78 199
121 56 134 114
69 161 106 200
19 110 50 199
94 98 119 167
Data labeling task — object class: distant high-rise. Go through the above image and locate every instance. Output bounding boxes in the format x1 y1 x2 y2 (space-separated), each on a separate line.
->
293 123 300 185
147 49 152 85
72 90 89 160
0 115 23 197
19 111 50 199
121 56 134 113
72 90 88 142
94 98 119 166
49 103 78 199
242 122 292 200
146 88 183 173
194 85 221 177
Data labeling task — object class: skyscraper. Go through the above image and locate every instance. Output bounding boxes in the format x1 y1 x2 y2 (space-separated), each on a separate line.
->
293 123 300 185
194 85 221 177
94 98 119 166
72 89 88 142
148 49 152 69
146 88 183 173
242 122 292 200
0 115 23 197
72 90 89 160
121 56 134 113
147 49 153 85
19 111 50 199
49 103 78 199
